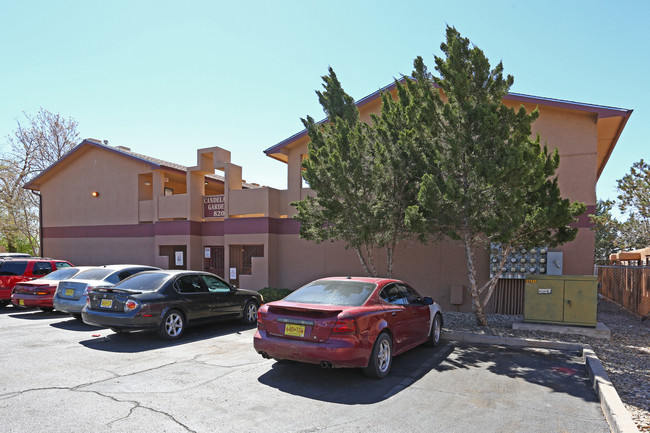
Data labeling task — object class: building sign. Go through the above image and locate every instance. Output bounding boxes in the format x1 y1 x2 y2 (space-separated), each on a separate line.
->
175 251 184 266
203 195 225 218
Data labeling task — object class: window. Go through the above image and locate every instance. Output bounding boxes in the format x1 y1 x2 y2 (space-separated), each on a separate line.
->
174 275 206 293
32 262 53 276
201 274 231 293
400 284 424 304
55 262 73 269
0 261 28 276
380 284 407 305
284 280 376 306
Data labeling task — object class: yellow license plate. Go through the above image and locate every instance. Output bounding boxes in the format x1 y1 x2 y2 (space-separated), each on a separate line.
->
65 289 74 296
100 299 113 308
19 299 24 306
284 324 305 337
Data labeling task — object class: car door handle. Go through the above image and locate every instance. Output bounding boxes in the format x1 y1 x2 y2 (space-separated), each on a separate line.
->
391 312 397 316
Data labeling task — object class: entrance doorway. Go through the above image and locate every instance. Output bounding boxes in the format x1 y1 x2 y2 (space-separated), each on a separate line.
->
159 245 187 270
204 246 225 278
228 244 264 287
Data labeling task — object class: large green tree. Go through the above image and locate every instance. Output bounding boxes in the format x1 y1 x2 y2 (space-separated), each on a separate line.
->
292 68 384 276
615 159 650 250
1 108 79 254
406 27 585 326
292 68 426 277
590 199 621 264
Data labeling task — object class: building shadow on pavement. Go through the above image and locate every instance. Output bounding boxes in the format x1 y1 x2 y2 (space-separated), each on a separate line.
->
257 342 454 404
77 321 257 353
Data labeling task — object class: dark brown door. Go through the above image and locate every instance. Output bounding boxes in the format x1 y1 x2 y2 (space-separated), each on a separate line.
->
204 246 225 278
159 245 187 270
228 245 264 287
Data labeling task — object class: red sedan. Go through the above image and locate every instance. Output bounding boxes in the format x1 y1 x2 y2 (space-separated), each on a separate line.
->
11 267 87 312
253 277 443 378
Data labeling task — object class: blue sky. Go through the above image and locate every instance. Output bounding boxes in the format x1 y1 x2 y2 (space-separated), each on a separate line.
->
1 0 647 206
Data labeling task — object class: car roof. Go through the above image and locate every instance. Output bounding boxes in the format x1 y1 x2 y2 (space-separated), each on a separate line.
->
315 276 401 285
133 269 216 276
84 264 160 271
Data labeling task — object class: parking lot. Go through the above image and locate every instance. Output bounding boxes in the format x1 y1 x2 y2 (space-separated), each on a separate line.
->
0 306 610 433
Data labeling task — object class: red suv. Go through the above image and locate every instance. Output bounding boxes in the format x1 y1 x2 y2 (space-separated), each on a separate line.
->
0 258 74 307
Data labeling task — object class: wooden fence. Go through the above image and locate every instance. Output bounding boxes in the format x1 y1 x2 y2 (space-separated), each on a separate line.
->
597 265 650 317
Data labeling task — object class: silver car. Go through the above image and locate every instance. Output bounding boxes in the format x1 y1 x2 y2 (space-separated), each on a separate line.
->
53 265 159 319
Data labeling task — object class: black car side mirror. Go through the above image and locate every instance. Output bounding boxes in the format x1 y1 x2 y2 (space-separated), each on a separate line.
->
422 296 434 305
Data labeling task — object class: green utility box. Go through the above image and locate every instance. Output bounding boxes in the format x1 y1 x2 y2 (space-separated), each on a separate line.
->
523 275 598 327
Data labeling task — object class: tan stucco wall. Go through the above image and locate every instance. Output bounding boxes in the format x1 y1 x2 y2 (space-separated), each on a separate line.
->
40 147 152 227
45 237 155 267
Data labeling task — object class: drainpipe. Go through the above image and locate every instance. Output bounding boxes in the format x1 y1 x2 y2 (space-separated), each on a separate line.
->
30 190 42 257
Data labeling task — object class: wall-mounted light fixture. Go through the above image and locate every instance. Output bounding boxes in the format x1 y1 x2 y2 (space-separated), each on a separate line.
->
144 181 152 186
91 191 100 197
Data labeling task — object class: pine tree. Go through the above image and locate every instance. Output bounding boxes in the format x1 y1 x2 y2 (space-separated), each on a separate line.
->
406 27 585 325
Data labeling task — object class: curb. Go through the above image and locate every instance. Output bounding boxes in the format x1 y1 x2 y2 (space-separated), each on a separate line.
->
441 331 640 433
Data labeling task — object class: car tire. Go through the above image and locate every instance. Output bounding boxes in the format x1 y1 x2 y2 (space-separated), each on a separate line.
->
157 310 185 340
363 333 393 379
0 301 8 308
240 300 259 326
39 307 54 313
71 313 82 321
426 313 442 347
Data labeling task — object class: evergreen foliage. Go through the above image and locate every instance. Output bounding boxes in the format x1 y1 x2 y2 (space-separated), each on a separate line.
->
405 26 585 325
590 200 621 264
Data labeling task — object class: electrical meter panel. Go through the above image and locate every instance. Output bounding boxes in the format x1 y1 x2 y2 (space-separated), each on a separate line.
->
489 244 554 279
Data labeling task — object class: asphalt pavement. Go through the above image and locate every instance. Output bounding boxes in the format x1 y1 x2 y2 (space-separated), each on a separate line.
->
0 306 611 433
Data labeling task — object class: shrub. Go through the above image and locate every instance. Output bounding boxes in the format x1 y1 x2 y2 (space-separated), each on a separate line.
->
258 287 292 303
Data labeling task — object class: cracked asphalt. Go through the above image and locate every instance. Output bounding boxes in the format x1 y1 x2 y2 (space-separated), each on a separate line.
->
0 307 610 433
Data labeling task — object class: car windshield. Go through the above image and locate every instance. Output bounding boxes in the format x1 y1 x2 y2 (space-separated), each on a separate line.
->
73 268 115 281
0 261 28 276
283 280 376 306
112 273 169 292
41 267 80 281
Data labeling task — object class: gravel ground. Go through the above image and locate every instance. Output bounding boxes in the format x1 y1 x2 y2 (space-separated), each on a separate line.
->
442 298 650 432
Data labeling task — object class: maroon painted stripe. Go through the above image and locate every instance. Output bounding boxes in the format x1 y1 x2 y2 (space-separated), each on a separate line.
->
44 224 154 238
270 217 301 234
43 218 301 239
153 220 203 236
202 221 225 236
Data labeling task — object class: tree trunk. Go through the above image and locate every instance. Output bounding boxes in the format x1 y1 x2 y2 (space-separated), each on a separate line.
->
462 231 489 326
386 242 395 278
356 246 377 277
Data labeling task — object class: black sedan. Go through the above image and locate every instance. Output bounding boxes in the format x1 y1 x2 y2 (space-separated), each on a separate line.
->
81 270 263 340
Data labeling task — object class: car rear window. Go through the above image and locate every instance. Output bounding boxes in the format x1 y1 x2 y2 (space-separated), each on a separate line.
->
284 280 376 306
112 273 169 292
42 267 80 280
73 268 115 281
0 261 28 276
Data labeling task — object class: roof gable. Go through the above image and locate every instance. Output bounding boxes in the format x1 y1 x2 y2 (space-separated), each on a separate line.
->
23 139 230 191
264 80 632 179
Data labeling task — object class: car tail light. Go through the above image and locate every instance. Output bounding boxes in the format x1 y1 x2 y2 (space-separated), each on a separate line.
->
256 310 265 330
34 289 50 296
83 286 95 295
333 317 356 334
124 299 139 312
